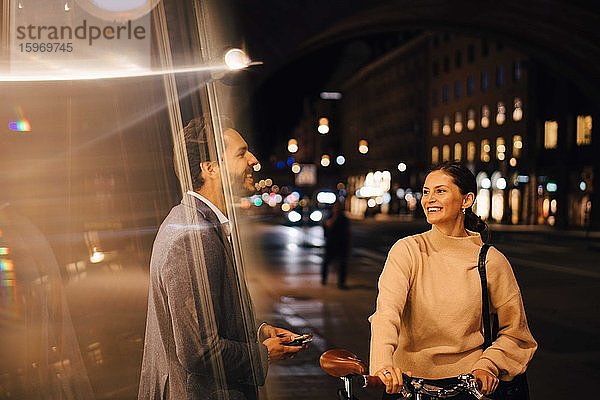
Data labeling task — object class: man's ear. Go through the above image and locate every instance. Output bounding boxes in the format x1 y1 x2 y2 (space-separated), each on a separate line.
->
200 161 219 177
463 192 475 209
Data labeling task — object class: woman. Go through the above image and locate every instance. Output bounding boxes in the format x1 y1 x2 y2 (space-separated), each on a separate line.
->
369 161 537 398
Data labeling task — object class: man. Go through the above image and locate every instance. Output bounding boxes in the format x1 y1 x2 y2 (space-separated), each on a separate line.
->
138 118 302 400
321 198 351 289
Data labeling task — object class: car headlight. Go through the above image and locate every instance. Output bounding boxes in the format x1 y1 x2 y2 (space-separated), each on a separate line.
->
288 211 302 223
309 210 323 222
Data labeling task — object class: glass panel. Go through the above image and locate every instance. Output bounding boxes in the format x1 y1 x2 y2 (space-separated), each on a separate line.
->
1 1 263 398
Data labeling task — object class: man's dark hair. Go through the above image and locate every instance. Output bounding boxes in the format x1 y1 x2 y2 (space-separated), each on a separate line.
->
180 116 235 190
182 117 209 190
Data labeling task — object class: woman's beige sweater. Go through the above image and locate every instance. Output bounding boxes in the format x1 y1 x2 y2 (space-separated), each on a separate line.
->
369 225 537 380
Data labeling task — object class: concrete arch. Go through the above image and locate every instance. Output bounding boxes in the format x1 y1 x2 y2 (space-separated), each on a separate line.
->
252 0 600 103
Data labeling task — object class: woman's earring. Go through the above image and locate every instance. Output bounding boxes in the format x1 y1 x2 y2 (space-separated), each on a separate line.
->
462 208 466 215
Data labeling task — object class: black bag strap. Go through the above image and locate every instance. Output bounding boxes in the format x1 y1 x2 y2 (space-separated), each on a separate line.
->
478 243 493 349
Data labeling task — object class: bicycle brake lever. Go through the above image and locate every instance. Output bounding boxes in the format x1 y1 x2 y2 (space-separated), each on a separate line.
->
457 374 491 400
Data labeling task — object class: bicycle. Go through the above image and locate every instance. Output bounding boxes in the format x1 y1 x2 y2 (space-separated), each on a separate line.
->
320 349 491 400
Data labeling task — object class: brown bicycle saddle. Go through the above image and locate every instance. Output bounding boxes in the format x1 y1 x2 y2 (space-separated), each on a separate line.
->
319 349 368 377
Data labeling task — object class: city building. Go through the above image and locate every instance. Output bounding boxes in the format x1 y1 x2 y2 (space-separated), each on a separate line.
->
338 34 429 218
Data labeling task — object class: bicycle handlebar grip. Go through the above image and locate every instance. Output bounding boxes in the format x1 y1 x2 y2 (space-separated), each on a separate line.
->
364 375 384 388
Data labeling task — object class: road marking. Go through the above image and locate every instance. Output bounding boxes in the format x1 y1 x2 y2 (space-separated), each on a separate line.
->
510 256 600 279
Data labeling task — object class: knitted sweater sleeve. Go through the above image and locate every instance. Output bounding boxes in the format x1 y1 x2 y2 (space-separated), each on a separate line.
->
368 239 414 374
471 247 538 380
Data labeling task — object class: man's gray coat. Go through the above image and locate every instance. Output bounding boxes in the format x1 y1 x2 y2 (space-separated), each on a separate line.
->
138 195 268 400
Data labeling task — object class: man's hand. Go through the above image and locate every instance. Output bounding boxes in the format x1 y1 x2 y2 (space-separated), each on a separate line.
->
263 336 303 362
472 369 499 395
259 323 297 341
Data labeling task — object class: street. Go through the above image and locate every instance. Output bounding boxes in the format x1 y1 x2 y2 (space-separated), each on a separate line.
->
242 218 600 400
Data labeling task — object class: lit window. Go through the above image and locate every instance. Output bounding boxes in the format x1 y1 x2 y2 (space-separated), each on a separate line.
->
513 97 523 121
481 105 490 128
442 145 450 161
443 115 451 135
454 143 462 161
467 109 476 130
454 112 463 133
496 137 506 161
432 118 440 136
496 102 506 125
481 139 491 162
544 121 558 149
432 146 439 164
576 115 592 145
467 141 476 161
513 135 523 157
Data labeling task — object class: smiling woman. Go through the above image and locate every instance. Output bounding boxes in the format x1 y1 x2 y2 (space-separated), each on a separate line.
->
369 161 537 399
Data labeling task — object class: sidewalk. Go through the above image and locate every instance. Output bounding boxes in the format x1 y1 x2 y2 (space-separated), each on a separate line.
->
357 213 600 241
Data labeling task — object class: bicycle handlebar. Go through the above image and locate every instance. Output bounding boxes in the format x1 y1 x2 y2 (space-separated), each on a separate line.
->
320 349 491 399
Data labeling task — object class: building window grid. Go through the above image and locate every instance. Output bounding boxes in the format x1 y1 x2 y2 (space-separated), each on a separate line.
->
442 144 451 161
481 105 490 128
442 115 451 135
454 112 463 133
512 135 523 157
432 146 440 163
496 137 506 161
432 118 440 136
544 120 558 149
481 71 489 92
467 109 476 130
496 65 505 87
454 80 462 99
454 143 462 161
513 60 522 81
481 139 491 162
466 76 474 96
496 102 506 125
442 84 450 103
467 141 476 161
576 115 592 146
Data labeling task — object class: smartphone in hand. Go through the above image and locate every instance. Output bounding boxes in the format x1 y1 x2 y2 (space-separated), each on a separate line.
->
283 334 313 346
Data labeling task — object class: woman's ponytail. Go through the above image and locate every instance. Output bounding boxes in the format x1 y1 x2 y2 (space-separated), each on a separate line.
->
465 208 489 243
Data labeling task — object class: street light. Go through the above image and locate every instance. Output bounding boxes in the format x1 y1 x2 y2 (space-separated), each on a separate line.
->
397 162 407 172
287 138 298 153
358 139 369 154
318 117 329 134
336 155 346 165
321 154 331 167
224 48 251 70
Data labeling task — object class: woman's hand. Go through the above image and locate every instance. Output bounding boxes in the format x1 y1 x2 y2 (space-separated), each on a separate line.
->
374 366 409 394
472 369 499 395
